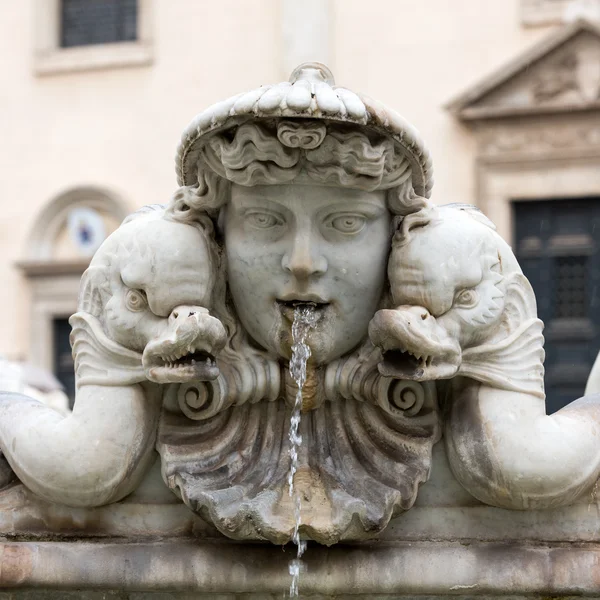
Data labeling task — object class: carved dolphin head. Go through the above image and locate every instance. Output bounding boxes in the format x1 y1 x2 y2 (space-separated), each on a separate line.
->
76 209 227 385
369 205 521 381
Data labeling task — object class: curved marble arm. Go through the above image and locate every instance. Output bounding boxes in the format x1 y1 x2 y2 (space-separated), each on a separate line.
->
585 351 600 395
372 204 600 510
446 382 600 509
0 383 161 507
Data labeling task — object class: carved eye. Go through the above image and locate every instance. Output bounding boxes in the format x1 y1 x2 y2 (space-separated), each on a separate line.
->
329 214 366 234
245 211 283 230
454 289 479 308
125 289 148 312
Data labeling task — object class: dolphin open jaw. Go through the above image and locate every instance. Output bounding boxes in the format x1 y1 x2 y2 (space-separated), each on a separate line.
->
143 308 227 384
369 307 460 380
144 343 219 383
379 349 432 379
378 341 460 381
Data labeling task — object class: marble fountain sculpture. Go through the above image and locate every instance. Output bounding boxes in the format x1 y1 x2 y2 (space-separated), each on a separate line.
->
1 63 600 597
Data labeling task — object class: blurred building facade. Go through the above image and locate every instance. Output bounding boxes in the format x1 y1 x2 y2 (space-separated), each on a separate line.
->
0 0 598 410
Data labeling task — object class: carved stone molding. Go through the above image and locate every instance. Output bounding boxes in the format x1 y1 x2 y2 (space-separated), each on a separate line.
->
522 0 600 27
448 20 600 120
477 119 600 159
447 19 600 247
33 0 154 76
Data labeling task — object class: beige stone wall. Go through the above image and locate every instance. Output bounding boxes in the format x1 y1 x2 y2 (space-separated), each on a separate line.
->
333 0 551 207
0 0 560 360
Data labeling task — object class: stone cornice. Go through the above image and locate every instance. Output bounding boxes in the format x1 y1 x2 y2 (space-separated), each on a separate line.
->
16 260 89 277
447 19 600 122
2 539 600 595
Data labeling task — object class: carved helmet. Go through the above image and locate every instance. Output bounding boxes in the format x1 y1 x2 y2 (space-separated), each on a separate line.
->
175 62 434 200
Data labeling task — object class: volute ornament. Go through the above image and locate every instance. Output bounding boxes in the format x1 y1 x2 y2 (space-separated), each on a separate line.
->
0 63 599 546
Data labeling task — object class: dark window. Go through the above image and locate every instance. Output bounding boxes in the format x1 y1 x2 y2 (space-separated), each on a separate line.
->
514 198 600 414
60 0 137 48
53 318 76 409
555 255 588 318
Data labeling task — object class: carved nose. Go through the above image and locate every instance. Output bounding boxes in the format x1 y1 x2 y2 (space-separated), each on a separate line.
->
282 237 327 279
168 305 208 325
399 306 434 324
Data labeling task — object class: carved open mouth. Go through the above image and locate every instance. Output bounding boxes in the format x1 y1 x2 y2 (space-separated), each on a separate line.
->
161 347 216 370
276 299 330 321
146 345 219 383
379 348 432 379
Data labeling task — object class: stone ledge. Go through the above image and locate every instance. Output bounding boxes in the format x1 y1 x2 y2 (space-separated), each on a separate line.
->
4 483 600 544
0 540 600 596
34 43 153 76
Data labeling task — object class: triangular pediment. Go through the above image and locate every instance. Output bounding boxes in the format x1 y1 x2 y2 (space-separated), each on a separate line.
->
448 19 600 120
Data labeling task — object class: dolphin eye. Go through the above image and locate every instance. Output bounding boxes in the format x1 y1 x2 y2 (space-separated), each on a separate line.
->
125 289 148 312
454 289 479 308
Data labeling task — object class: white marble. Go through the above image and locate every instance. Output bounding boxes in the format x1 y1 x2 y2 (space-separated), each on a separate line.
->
0 63 599 551
370 203 600 509
586 350 600 394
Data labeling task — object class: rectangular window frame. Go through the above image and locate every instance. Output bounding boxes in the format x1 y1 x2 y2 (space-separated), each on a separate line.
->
33 0 153 76
60 0 138 49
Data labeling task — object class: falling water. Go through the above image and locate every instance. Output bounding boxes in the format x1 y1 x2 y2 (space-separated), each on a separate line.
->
287 304 317 598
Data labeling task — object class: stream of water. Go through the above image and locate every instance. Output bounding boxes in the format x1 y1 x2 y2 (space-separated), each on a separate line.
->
287 304 317 598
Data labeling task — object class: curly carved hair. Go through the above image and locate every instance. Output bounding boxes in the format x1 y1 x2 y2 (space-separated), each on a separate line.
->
164 119 431 386
167 119 430 225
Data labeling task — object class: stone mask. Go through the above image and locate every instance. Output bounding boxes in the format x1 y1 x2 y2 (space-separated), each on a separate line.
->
224 183 391 364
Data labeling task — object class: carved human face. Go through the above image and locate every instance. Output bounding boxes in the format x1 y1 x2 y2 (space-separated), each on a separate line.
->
224 183 391 363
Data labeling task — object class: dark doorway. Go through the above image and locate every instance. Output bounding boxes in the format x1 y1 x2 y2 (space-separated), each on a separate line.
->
513 198 600 414
52 318 76 409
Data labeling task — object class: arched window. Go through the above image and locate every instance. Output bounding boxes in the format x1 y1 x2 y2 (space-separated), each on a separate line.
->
17 187 128 405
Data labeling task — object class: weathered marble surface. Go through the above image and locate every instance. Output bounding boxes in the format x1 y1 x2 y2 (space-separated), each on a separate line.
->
370 203 600 510
0 64 444 544
1 61 600 597
3 445 600 544
0 445 599 596
2 539 600 596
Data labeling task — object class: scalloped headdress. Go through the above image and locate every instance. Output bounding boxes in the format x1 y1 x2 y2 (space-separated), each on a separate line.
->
175 63 434 199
